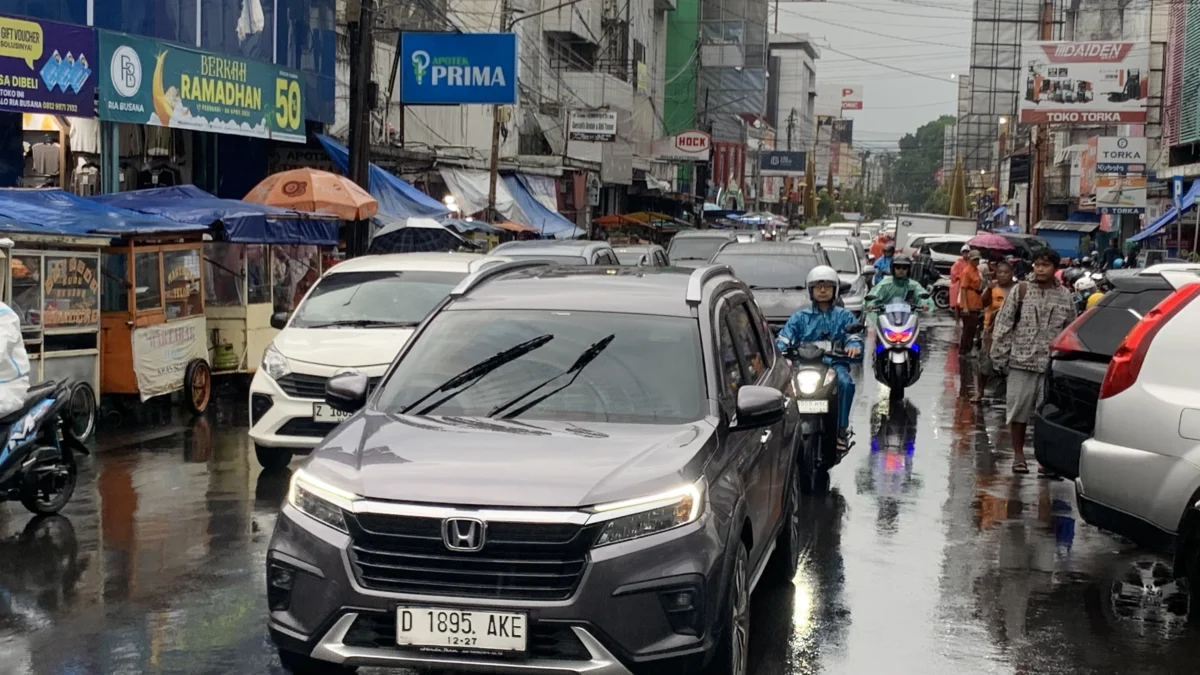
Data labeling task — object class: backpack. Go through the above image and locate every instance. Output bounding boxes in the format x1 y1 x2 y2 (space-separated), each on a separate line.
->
1009 281 1028 330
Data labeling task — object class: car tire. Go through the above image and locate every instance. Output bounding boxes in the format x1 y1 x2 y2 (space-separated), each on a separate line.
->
256 444 293 471
766 460 802 583
706 543 750 675
278 649 356 675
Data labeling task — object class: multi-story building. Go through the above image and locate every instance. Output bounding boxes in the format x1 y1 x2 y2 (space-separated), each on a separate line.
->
767 34 819 153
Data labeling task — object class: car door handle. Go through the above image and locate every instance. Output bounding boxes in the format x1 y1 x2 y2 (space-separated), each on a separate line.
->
759 429 772 444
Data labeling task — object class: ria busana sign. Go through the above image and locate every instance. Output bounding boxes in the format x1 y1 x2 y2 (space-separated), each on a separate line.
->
653 130 711 162
1018 41 1150 124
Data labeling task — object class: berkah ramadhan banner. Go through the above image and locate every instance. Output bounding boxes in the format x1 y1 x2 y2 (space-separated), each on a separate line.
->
98 31 306 142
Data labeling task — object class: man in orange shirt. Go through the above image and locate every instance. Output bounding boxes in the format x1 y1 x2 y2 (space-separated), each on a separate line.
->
974 260 1014 403
958 249 984 355
869 233 892 261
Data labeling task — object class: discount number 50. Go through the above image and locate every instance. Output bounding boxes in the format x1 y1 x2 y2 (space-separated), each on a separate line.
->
275 78 302 131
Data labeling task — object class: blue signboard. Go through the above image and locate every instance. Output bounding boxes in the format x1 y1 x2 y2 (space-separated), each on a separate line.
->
1174 175 1184 214
400 33 517 105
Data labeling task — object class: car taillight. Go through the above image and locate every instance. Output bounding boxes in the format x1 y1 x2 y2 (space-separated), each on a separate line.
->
1050 306 1098 353
1099 283 1200 399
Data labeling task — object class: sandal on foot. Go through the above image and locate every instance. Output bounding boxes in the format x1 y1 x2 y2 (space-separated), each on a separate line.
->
1012 460 1030 474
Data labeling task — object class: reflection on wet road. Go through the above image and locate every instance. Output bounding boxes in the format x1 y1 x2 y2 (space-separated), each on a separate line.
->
2 321 1199 674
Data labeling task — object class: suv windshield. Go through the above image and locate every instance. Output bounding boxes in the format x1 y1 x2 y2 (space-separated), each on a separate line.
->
504 253 589 265
290 270 464 328
668 237 728 262
823 248 858 274
374 310 706 424
713 253 819 289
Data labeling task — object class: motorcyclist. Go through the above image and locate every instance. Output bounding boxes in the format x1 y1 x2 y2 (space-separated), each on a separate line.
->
0 300 30 417
873 243 896 284
1073 275 1103 312
776 265 864 449
864 254 936 320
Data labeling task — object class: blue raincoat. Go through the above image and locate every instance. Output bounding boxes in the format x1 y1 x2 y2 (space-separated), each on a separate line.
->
775 306 864 430
873 255 893 284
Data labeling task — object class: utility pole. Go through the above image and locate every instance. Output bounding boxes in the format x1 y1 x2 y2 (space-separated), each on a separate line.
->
486 0 509 224
347 0 375 257
1030 0 1054 230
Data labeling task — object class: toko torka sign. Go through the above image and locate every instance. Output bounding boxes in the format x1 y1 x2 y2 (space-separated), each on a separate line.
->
400 33 517 105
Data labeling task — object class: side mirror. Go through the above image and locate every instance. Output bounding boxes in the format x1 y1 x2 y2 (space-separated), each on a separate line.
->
732 385 786 430
845 322 865 334
838 281 852 295
270 311 290 330
326 371 370 413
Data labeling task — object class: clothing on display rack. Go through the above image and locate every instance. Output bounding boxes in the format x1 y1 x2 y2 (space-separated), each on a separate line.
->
72 158 100 196
69 118 101 154
119 124 142 156
145 126 172 157
137 165 180 189
29 142 59 177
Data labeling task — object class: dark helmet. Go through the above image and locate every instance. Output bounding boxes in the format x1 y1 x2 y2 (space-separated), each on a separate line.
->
892 253 912 268
884 243 896 254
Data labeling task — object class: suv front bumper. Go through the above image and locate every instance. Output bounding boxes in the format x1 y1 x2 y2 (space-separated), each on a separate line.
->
267 501 731 675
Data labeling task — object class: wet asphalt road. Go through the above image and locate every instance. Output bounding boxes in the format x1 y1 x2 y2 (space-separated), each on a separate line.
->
2 319 1199 675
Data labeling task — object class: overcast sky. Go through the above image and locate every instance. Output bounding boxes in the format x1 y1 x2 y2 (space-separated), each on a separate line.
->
775 0 974 148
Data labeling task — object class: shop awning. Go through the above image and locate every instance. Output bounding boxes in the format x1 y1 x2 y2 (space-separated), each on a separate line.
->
439 168 582 238
1130 181 1200 243
1033 220 1100 233
503 175 583 239
316 135 451 220
0 189 203 237
90 185 340 245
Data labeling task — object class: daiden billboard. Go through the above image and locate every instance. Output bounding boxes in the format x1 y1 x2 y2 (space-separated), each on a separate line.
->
1019 41 1150 124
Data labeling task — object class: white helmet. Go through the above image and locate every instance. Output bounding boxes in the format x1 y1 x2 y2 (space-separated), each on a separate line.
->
806 265 841 301
1074 276 1097 294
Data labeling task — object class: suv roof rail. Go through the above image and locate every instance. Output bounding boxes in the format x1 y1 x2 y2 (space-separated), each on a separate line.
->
449 259 557 298
686 264 735 304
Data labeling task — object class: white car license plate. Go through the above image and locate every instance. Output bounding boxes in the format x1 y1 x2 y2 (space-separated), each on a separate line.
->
396 607 527 653
312 403 353 424
796 399 829 414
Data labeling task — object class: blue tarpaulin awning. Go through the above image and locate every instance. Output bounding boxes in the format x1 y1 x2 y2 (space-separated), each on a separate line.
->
503 174 583 239
90 185 340 245
1130 181 1200 243
316 135 451 220
0 189 203 237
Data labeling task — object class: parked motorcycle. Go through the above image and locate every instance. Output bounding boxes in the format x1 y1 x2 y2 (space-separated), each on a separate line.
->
0 381 90 515
783 323 864 494
930 278 950 310
871 295 929 403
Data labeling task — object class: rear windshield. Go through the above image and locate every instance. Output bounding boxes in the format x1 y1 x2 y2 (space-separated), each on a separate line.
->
713 253 819 289
614 250 648 265
668 237 728 262
291 270 464 328
1077 287 1172 356
823 248 858 274
502 253 589 265
375 310 706 424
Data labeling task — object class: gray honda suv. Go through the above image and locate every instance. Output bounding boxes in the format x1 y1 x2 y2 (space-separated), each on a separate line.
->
267 261 804 675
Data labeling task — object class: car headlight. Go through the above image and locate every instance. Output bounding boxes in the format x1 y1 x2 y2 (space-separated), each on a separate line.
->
592 479 705 547
286 469 357 532
262 343 291 381
796 369 823 395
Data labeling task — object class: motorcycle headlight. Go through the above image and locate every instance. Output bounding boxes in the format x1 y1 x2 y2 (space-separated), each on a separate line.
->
262 343 291 381
287 469 357 532
592 479 706 547
796 369 823 395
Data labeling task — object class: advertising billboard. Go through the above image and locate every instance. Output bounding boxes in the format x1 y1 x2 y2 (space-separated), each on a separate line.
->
0 14 96 117
567 110 617 142
818 84 863 111
98 31 305 141
759 151 806 175
653 130 711 162
400 33 517 105
1018 41 1150 124
1095 175 1147 214
1095 136 1147 173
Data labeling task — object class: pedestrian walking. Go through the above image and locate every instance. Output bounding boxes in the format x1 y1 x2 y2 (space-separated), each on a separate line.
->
958 250 984 356
973 259 1014 403
949 244 970 327
990 249 1075 475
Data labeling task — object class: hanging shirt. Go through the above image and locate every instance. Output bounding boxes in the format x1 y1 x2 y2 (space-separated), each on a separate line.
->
68 118 101 154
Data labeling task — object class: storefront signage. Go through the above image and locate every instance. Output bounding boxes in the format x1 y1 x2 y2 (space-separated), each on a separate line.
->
759 151 806 175
400 33 517 105
130 316 208 401
1018 41 1150 124
98 31 306 142
1096 136 1147 173
568 110 617 142
0 14 96 117
653 130 711 162
818 83 863 111
42 255 99 328
1095 175 1147 214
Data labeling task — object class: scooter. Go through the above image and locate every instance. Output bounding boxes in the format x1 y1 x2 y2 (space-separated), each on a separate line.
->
871 294 929 403
783 323 864 494
0 381 90 515
930 278 951 310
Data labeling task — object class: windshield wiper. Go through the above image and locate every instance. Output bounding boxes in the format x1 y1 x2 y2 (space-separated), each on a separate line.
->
486 334 616 420
749 285 805 291
398 334 555 416
304 319 420 328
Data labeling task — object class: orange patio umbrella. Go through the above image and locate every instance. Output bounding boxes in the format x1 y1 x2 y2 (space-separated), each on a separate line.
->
244 169 379 220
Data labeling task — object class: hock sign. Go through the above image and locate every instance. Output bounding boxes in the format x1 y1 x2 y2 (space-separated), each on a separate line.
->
400 32 517 105
654 130 711 162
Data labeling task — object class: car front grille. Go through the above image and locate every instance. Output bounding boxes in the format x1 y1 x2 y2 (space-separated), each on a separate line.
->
276 373 382 399
277 418 340 437
346 513 600 601
342 612 592 660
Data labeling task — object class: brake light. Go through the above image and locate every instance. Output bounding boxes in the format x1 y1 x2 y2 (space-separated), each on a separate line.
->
1050 306 1098 353
1099 283 1200 399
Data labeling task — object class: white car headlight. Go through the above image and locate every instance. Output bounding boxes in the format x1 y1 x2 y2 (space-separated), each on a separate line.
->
262 343 291 381
287 469 358 532
592 479 706 547
796 369 823 395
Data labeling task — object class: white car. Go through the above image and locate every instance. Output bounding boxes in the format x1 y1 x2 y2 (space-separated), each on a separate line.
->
248 252 507 469
1077 276 1200 614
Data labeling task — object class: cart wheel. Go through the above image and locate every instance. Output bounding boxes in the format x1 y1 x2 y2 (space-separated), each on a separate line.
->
65 382 97 441
185 359 213 415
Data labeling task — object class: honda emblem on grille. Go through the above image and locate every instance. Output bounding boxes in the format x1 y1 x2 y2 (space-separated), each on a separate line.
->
442 518 486 552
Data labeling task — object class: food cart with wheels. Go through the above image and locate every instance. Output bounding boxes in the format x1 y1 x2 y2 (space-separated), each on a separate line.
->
90 186 340 380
